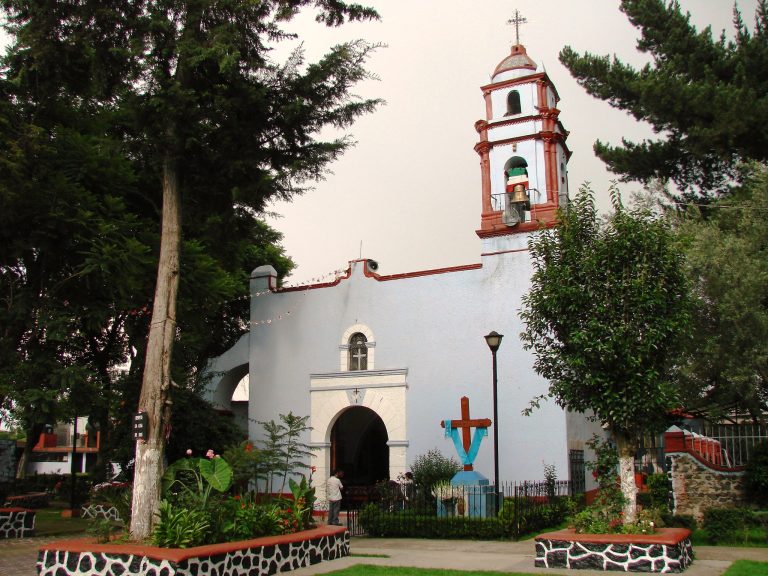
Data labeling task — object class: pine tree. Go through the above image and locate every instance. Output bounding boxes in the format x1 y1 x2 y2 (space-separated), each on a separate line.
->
560 0 768 198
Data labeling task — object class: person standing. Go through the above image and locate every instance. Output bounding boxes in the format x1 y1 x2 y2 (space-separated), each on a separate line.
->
327 469 344 526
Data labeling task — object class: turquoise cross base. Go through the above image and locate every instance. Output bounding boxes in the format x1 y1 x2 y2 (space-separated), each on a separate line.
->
436 470 497 519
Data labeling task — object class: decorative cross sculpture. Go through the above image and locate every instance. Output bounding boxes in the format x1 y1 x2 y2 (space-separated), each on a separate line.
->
441 396 492 471
507 9 527 45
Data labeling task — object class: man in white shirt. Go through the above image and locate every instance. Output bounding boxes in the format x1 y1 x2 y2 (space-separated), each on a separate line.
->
326 469 344 526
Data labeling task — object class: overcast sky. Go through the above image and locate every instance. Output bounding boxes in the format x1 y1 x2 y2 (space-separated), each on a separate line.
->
268 0 757 285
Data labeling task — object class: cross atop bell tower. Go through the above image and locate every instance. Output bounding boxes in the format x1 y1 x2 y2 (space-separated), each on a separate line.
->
507 9 527 45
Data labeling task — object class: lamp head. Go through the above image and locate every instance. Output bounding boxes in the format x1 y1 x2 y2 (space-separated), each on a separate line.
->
484 331 503 352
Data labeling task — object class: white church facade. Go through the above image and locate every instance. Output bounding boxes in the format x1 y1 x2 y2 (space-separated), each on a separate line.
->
205 43 601 499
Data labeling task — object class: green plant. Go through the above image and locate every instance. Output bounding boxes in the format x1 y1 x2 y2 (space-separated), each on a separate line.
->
217 496 280 541
745 441 768 507
162 455 233 509
704 507 752 544
86 517 121 543
90 481 132 524
287 474 316 529
645 473 670 511
222 441 261 495
621 507 662 534
151 500 210 548
257 413 314 494
411 449 461 490
570 436 625 533
661 513 697 531
543 463 557 499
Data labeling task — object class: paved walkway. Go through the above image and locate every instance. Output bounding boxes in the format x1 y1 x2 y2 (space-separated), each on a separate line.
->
2 533 767 576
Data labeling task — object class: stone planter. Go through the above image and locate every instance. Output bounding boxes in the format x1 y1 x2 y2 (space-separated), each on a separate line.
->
535 528 693 573
38 524 348 576
0 507 35 538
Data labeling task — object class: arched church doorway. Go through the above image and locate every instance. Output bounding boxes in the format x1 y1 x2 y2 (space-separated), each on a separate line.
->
331 406 389 487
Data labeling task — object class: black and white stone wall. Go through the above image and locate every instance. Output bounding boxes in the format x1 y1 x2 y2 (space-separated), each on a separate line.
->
38 529 349 576
535 537 693 573
0 508 35 538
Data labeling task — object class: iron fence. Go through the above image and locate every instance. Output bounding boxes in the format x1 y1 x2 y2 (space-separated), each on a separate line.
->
697 422 768 467
344 479 573 539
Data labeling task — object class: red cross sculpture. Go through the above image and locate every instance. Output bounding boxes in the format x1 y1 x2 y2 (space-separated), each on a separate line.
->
441 396 492 471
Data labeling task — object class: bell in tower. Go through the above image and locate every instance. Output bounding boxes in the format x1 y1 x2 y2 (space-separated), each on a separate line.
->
474 11 571 242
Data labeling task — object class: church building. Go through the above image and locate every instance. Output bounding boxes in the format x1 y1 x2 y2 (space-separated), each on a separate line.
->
205 40 601 500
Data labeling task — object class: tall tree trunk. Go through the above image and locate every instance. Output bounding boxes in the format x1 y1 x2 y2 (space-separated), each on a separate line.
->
130 153 180 540
614 431 638 524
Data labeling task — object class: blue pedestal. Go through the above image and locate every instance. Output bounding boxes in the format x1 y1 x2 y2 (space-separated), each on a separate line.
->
436 471 497 518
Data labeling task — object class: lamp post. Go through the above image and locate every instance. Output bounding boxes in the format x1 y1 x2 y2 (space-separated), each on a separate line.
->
484 331 503 513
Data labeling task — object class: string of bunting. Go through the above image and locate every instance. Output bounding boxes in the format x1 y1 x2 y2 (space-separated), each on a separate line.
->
251 265 349 327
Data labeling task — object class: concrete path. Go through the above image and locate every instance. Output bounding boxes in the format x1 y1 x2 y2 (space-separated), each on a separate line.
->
2 534 767 576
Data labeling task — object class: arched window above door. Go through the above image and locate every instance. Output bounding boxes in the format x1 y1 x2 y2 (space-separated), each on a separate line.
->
348 333 368 371
339 324 376 371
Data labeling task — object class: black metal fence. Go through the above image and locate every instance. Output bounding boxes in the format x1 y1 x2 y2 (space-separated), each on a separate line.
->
344 479 573 539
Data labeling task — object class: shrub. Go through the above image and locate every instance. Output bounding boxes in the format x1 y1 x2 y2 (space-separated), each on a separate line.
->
410 449 461 490
645 473 670 510
151 500 210 548
704 507 751 543
359 506 506 539
661 513 697 531
744 441 768 507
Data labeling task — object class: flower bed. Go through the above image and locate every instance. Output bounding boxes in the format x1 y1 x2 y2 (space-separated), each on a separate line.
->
38 524 348 576
535 528 693 573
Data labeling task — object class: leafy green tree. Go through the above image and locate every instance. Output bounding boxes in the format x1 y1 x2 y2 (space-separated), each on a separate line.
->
2 0 380 537
410 448 461 489
521 185 692 523
675 164 768 419
559 0 768 198
257 413 313 495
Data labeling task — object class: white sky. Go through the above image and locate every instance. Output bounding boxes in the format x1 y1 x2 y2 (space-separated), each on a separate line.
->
268 0 757 285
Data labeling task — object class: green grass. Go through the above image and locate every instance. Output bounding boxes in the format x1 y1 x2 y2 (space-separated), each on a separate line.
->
34 506 93 537
690 527 768 547
312 560 768 576
319 566 540 576
723 560 768 576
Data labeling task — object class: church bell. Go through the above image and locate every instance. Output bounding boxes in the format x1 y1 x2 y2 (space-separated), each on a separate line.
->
509 184 529 204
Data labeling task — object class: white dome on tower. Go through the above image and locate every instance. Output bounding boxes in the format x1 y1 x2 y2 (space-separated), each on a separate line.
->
492 44 538 83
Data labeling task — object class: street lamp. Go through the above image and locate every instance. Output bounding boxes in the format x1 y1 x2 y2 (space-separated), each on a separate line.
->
484 331 503 513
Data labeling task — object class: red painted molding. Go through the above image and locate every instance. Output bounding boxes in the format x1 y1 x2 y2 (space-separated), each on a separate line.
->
537 527 692 546
664 430 745 472
276 261 484 293
365 263 483 281
39 525 347 564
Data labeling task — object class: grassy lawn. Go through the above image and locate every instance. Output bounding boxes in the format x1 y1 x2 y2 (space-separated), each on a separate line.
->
34 506 93 537
310 561 768 576
690 527 768 548
723 560 768 576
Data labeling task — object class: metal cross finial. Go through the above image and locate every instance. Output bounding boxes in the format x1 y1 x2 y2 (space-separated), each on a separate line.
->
507 9 527 45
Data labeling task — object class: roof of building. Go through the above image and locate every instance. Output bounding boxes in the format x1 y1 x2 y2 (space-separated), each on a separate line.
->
492 44 537 77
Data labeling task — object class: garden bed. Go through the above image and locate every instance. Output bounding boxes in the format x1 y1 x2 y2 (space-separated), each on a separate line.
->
37 524 348 576
535 527 693 573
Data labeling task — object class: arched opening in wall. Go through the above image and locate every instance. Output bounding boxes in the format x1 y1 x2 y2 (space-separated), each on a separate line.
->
503 156 528 175
331 406 389 488
505 90 521 116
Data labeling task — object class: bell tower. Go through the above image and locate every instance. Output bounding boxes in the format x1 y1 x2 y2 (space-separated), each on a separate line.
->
474 15 571 244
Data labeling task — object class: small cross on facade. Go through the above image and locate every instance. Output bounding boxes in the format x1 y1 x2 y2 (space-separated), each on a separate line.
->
507 9 527 45
441 396 492 471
